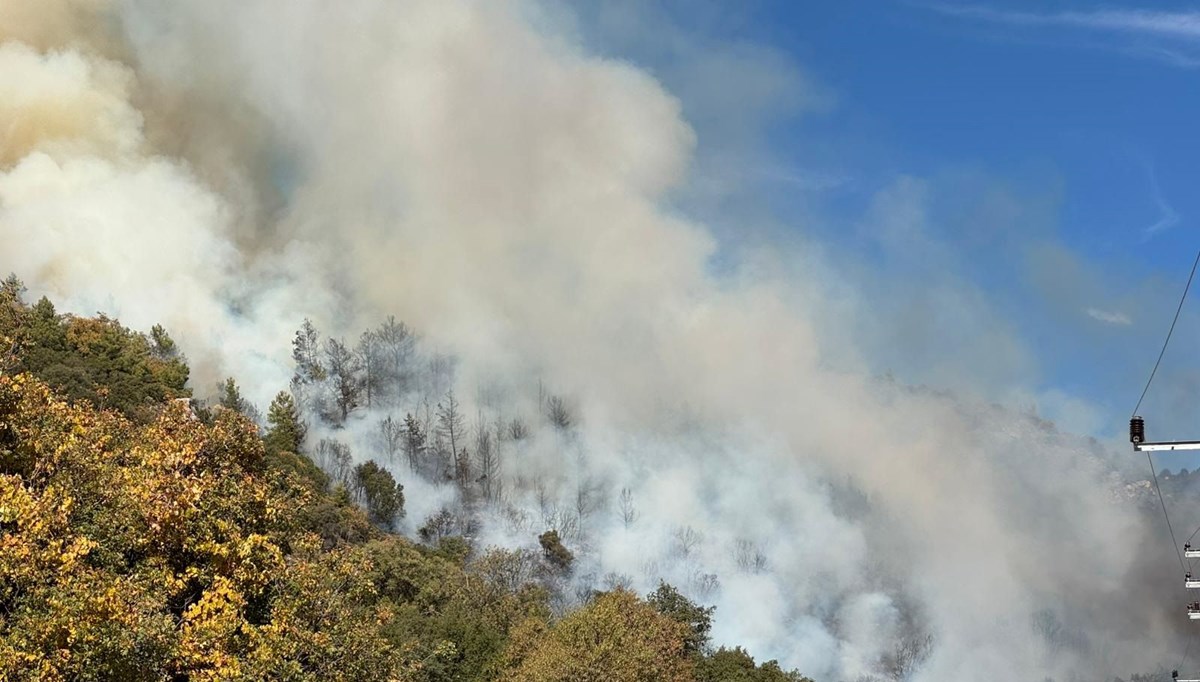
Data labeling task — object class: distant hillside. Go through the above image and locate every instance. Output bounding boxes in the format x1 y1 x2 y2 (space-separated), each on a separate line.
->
0 279 809 682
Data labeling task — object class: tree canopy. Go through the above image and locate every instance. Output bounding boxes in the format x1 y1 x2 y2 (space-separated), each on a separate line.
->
0 286 817 682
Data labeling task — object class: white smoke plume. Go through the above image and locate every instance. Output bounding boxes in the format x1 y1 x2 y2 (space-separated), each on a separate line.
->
0 1 1178 679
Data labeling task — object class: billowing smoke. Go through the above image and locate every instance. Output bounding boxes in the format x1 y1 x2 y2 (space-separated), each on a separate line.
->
0 1 1179 679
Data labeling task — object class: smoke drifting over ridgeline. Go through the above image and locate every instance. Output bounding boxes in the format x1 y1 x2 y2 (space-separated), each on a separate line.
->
0 1 1179 679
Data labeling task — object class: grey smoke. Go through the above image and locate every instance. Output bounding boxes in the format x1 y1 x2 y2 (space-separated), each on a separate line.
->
0 1 1179 679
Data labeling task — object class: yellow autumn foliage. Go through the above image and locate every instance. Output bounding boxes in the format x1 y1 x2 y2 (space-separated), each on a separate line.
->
0 295 809 682
0 371 405 680
501 589 694 682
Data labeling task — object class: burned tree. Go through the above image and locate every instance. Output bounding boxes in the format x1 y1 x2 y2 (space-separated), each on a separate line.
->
474 415 500 502
376 316 415 404
402 413 426 474
619 487 638 529
324 337 362 423
437 391 468 489
546 394 572 431
378 414 403 466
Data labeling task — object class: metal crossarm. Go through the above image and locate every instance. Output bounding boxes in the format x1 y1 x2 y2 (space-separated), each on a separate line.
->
1129 417 1200 451
1136 440 1200 453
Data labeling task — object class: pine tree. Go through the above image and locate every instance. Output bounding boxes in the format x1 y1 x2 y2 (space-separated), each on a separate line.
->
437 391 467 489
402 413 426 473
219 378 248 414
291 319 326 384
265 391 306 454
0 274 26 344
291 319 326 414
149 324 178 360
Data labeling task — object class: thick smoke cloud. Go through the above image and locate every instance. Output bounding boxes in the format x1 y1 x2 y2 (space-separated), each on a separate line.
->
0 1 1176 679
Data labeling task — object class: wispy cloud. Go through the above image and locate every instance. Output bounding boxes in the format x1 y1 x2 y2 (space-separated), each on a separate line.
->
922 4 1200 66
927 5 1200 39
1085 307 1132 325
1142 165 1180 239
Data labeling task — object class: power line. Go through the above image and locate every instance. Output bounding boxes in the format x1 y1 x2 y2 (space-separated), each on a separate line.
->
1128 245 1200 677
1147 450 1189 576
1182 630 1198 677
1132 248 1200 419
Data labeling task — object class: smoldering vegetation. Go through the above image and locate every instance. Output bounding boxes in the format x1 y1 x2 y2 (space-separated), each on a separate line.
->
0 0 1189 679
240 312 1176 682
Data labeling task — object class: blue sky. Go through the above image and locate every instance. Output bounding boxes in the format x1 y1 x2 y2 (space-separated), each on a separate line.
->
567 1 1200 451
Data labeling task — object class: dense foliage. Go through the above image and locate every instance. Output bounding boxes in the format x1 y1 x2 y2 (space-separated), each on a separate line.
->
0 282 813 681
1 277 190 421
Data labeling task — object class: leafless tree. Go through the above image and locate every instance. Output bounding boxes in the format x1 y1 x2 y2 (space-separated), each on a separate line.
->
474 414 500 502
546 394 572 431
536 480 552 520
618 487 638 529
426 353 454 403
576 477 604 535
881 631 933 680
376 316 414 403
502 504 534 535
602 572 633 591
316 438 353 488
437 391 467 488
734 539 768 574
690 571 720 600
356 330 382 409
540 504 580 543
507 418 529 441
672 526 703 559
378 414 403 465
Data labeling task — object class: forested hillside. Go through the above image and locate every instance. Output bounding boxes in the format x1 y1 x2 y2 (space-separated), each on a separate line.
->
0 278 809 681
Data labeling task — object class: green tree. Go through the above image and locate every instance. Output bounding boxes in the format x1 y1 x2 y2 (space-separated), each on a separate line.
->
263 391 325 492
353 460 404 529
538 530 574 572
501 590 693 682
218 377 249 414
695 647 813 682
21 297 67 374
290 319 326 416
148 324 178 360
265 391 306 453
0 274 26 339
647 582 715 656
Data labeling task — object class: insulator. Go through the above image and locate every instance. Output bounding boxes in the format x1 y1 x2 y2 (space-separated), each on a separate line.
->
1131 416 1146 444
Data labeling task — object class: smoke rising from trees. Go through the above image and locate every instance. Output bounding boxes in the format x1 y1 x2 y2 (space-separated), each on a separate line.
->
0 1 1177 679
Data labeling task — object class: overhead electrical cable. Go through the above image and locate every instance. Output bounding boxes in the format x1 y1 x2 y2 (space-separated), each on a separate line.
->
1147 450 1189 575
1127 247 1200 677
1132 249 1200 419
